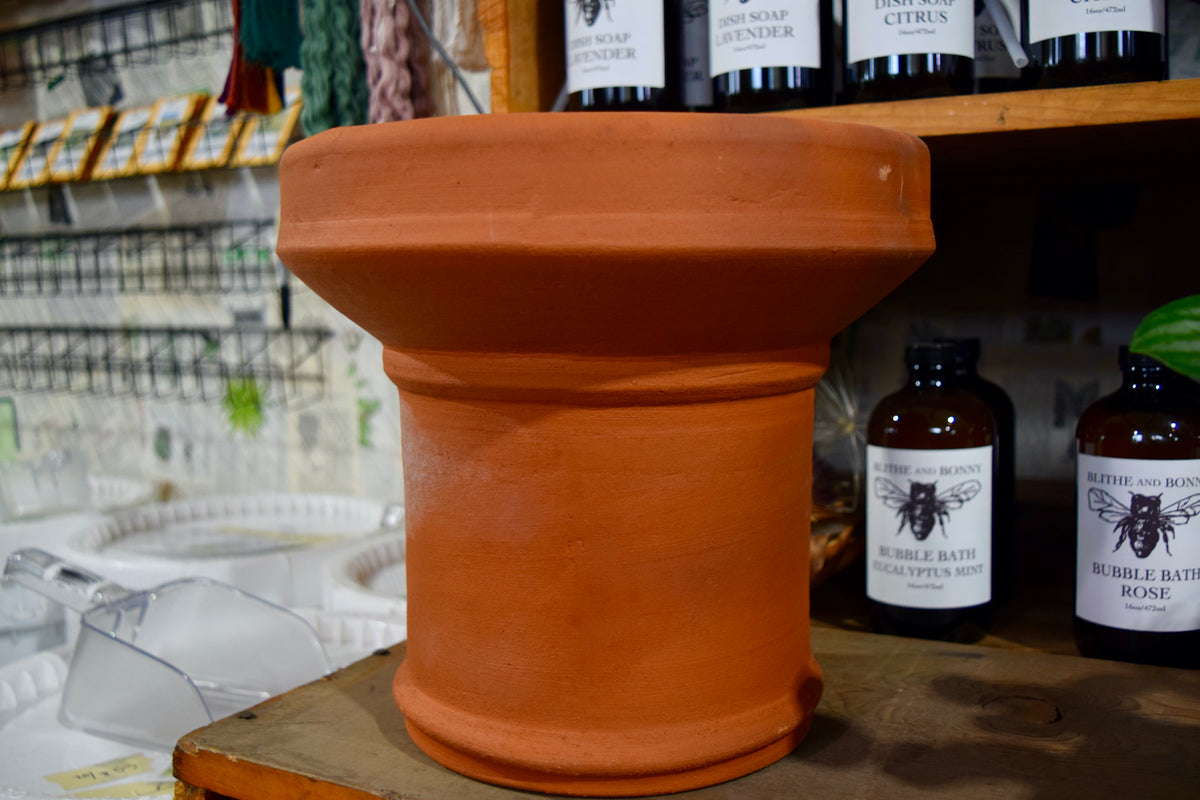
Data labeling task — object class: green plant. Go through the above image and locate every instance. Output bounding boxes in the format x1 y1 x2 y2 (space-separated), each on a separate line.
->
154 427 172 461
358 398 380 448
0 398 16 461
223 377 266 437
1130 295 1200 382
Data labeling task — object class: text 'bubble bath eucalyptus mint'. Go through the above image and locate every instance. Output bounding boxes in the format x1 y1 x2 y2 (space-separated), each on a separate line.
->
1075 347 1200 669
866 341 997 642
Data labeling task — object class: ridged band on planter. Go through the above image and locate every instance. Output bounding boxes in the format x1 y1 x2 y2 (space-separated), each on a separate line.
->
277 112 933 796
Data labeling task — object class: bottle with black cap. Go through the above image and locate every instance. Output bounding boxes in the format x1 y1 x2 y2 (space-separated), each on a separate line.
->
1022 0 1167 89
709 0 834 112
842 0 974 103
564 1 681 110
1074 346 1200 669
681 1 714 110
866 341 997 641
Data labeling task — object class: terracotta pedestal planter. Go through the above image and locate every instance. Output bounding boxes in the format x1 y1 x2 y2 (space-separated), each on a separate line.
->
277 113 932 796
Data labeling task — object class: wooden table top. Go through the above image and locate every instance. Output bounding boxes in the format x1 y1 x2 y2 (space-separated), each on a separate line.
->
173 625 1200 800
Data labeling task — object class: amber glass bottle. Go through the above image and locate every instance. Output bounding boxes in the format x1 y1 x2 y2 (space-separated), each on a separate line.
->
710 0 834 112
842 0 974 103
1022 0 1167 89
1074 347 1200 669
866 342 996 642
948 338 1016 605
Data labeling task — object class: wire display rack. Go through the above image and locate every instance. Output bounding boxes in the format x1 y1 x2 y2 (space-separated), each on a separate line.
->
0 0 234 89
0 325 332 407
0 220 277 296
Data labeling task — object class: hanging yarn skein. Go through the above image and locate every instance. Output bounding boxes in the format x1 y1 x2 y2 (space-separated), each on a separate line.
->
240 0 303 71
301 0 369 135
299 0 334 134
406 0 436 118
329 0 369 126
222 0 284 115
361 0 416 123
427 0 487 114
441 0 487 71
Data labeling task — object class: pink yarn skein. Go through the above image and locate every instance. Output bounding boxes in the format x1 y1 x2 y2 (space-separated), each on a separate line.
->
361 0 417 123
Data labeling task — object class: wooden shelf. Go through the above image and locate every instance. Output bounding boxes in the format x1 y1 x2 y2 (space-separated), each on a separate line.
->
481 18 1198 172
776 79 1199 139
478 0 1197 140
478 0 1197 142
780 80 1200 179
173 631 1200 800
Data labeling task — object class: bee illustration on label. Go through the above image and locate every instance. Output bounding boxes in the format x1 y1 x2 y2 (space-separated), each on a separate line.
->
875 478 982 541
1088 489 1200 558
573 0 613 27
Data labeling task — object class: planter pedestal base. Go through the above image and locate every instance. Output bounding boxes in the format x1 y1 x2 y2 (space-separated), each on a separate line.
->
406 716 810 797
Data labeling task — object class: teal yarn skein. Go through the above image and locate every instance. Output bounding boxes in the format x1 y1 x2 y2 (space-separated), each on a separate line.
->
240 0 302 71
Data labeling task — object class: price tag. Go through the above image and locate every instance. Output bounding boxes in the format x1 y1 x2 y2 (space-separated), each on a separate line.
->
72 780 175 798
44 754 152 790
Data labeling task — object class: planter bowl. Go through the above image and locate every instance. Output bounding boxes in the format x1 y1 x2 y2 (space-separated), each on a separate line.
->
278 112 932 796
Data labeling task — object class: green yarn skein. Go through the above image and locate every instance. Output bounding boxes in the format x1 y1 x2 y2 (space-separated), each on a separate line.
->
301 0 368 135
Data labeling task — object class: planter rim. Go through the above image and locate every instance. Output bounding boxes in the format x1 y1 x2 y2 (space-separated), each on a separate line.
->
277 111 932 262
275 113 934 357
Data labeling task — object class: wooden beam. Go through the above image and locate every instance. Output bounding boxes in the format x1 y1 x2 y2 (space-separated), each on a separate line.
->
478 0 564 112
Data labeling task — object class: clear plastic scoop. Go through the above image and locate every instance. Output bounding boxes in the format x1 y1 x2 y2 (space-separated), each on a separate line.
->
3 548 331 750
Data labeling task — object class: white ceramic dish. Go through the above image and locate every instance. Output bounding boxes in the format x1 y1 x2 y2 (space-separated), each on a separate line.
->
58 494 401 608
323 530 407 620
88 476 157 511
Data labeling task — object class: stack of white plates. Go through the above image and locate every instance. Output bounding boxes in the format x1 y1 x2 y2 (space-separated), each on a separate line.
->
323 530 407 623
88 476 158 511
57 494 402 608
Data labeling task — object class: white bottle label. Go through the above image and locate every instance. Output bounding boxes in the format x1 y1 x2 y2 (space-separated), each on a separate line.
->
683 2 713 105
709 0 821 76
975 0 1022 79
1028 0 1165 45
1076 454 1200 633
866 445 993 609
846 0 974 64
564 1 665 93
